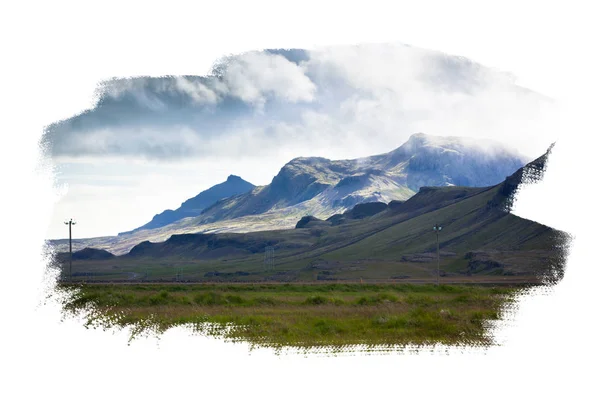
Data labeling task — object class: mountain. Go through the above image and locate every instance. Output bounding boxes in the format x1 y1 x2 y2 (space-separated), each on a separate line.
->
118 175 255 235
168 132 527 226
49 133 529 256
60 144 568 284
55 247 115 262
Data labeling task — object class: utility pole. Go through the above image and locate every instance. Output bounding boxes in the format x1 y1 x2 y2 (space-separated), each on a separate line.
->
264 246 275 271
64 218 76 282
433 223 442 285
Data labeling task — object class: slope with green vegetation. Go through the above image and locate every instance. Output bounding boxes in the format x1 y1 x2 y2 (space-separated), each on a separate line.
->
53 144 568 285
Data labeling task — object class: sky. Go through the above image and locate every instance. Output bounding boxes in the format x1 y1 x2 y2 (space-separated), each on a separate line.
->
3 1 600 400
44 43 560 239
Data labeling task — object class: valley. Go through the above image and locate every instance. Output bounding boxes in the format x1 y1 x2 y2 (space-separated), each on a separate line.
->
50 136 567 349
52 143 567 286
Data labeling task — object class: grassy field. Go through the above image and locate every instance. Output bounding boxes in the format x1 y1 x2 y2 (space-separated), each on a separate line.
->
58 282 523 350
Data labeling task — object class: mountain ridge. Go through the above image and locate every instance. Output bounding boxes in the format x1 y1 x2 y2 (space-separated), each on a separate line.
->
50 133 530 256
174 132 527 227
118 174 255 235
58 144 568 285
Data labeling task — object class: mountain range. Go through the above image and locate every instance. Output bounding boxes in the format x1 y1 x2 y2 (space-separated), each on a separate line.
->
54 143 568 284
49 133 529 256
184 133 525 223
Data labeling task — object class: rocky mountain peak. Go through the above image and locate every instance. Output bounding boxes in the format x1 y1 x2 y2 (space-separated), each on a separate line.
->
227 174 243 182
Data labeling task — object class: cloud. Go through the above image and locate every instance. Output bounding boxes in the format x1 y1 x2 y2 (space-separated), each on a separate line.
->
173 77 222 105
218 51 317 106
42 43 558 163
97 51 316 109
50 126 211 160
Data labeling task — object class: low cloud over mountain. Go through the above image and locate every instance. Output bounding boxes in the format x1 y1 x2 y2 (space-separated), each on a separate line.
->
43 44 554 163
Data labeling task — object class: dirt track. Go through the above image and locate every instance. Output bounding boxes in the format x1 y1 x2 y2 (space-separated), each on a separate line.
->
59 276 542 287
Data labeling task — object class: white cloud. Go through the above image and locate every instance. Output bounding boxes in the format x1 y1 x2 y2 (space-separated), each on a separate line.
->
173 76 220 104
101 78 169 111
220 51 317 106
297 43 559 158
100 52 317 110
47 44 558 163
304 43 427 94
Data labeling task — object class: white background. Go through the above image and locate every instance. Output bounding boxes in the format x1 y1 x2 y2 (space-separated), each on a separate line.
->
1 1 598 399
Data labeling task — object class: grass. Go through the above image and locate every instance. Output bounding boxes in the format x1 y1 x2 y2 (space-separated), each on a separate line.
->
57 282 520 350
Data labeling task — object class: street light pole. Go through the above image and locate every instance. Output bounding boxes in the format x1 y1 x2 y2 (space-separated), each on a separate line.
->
64 218 76 281
433 223 442 285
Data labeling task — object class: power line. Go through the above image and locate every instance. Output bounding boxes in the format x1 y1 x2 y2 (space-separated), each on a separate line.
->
64 218 76 282
264 246 275 271
433 223 442 285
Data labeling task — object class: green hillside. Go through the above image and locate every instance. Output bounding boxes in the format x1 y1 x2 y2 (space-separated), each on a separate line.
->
54 145 567 285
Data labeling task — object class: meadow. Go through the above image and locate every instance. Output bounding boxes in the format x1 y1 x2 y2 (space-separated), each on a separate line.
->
58 282 522 350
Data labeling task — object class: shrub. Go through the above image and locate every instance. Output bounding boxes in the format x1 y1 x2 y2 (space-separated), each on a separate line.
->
225 295 245 305
250 296 277 306
355 293 398 306
332 298 345 306
379 293 399 302
313 319 344 335
452 294 470 303
355 296 369 305
304 296 329 305
169 285 188 292
149 291 170 305
405 294 434 306
193 292 225 305
372 315 408 329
